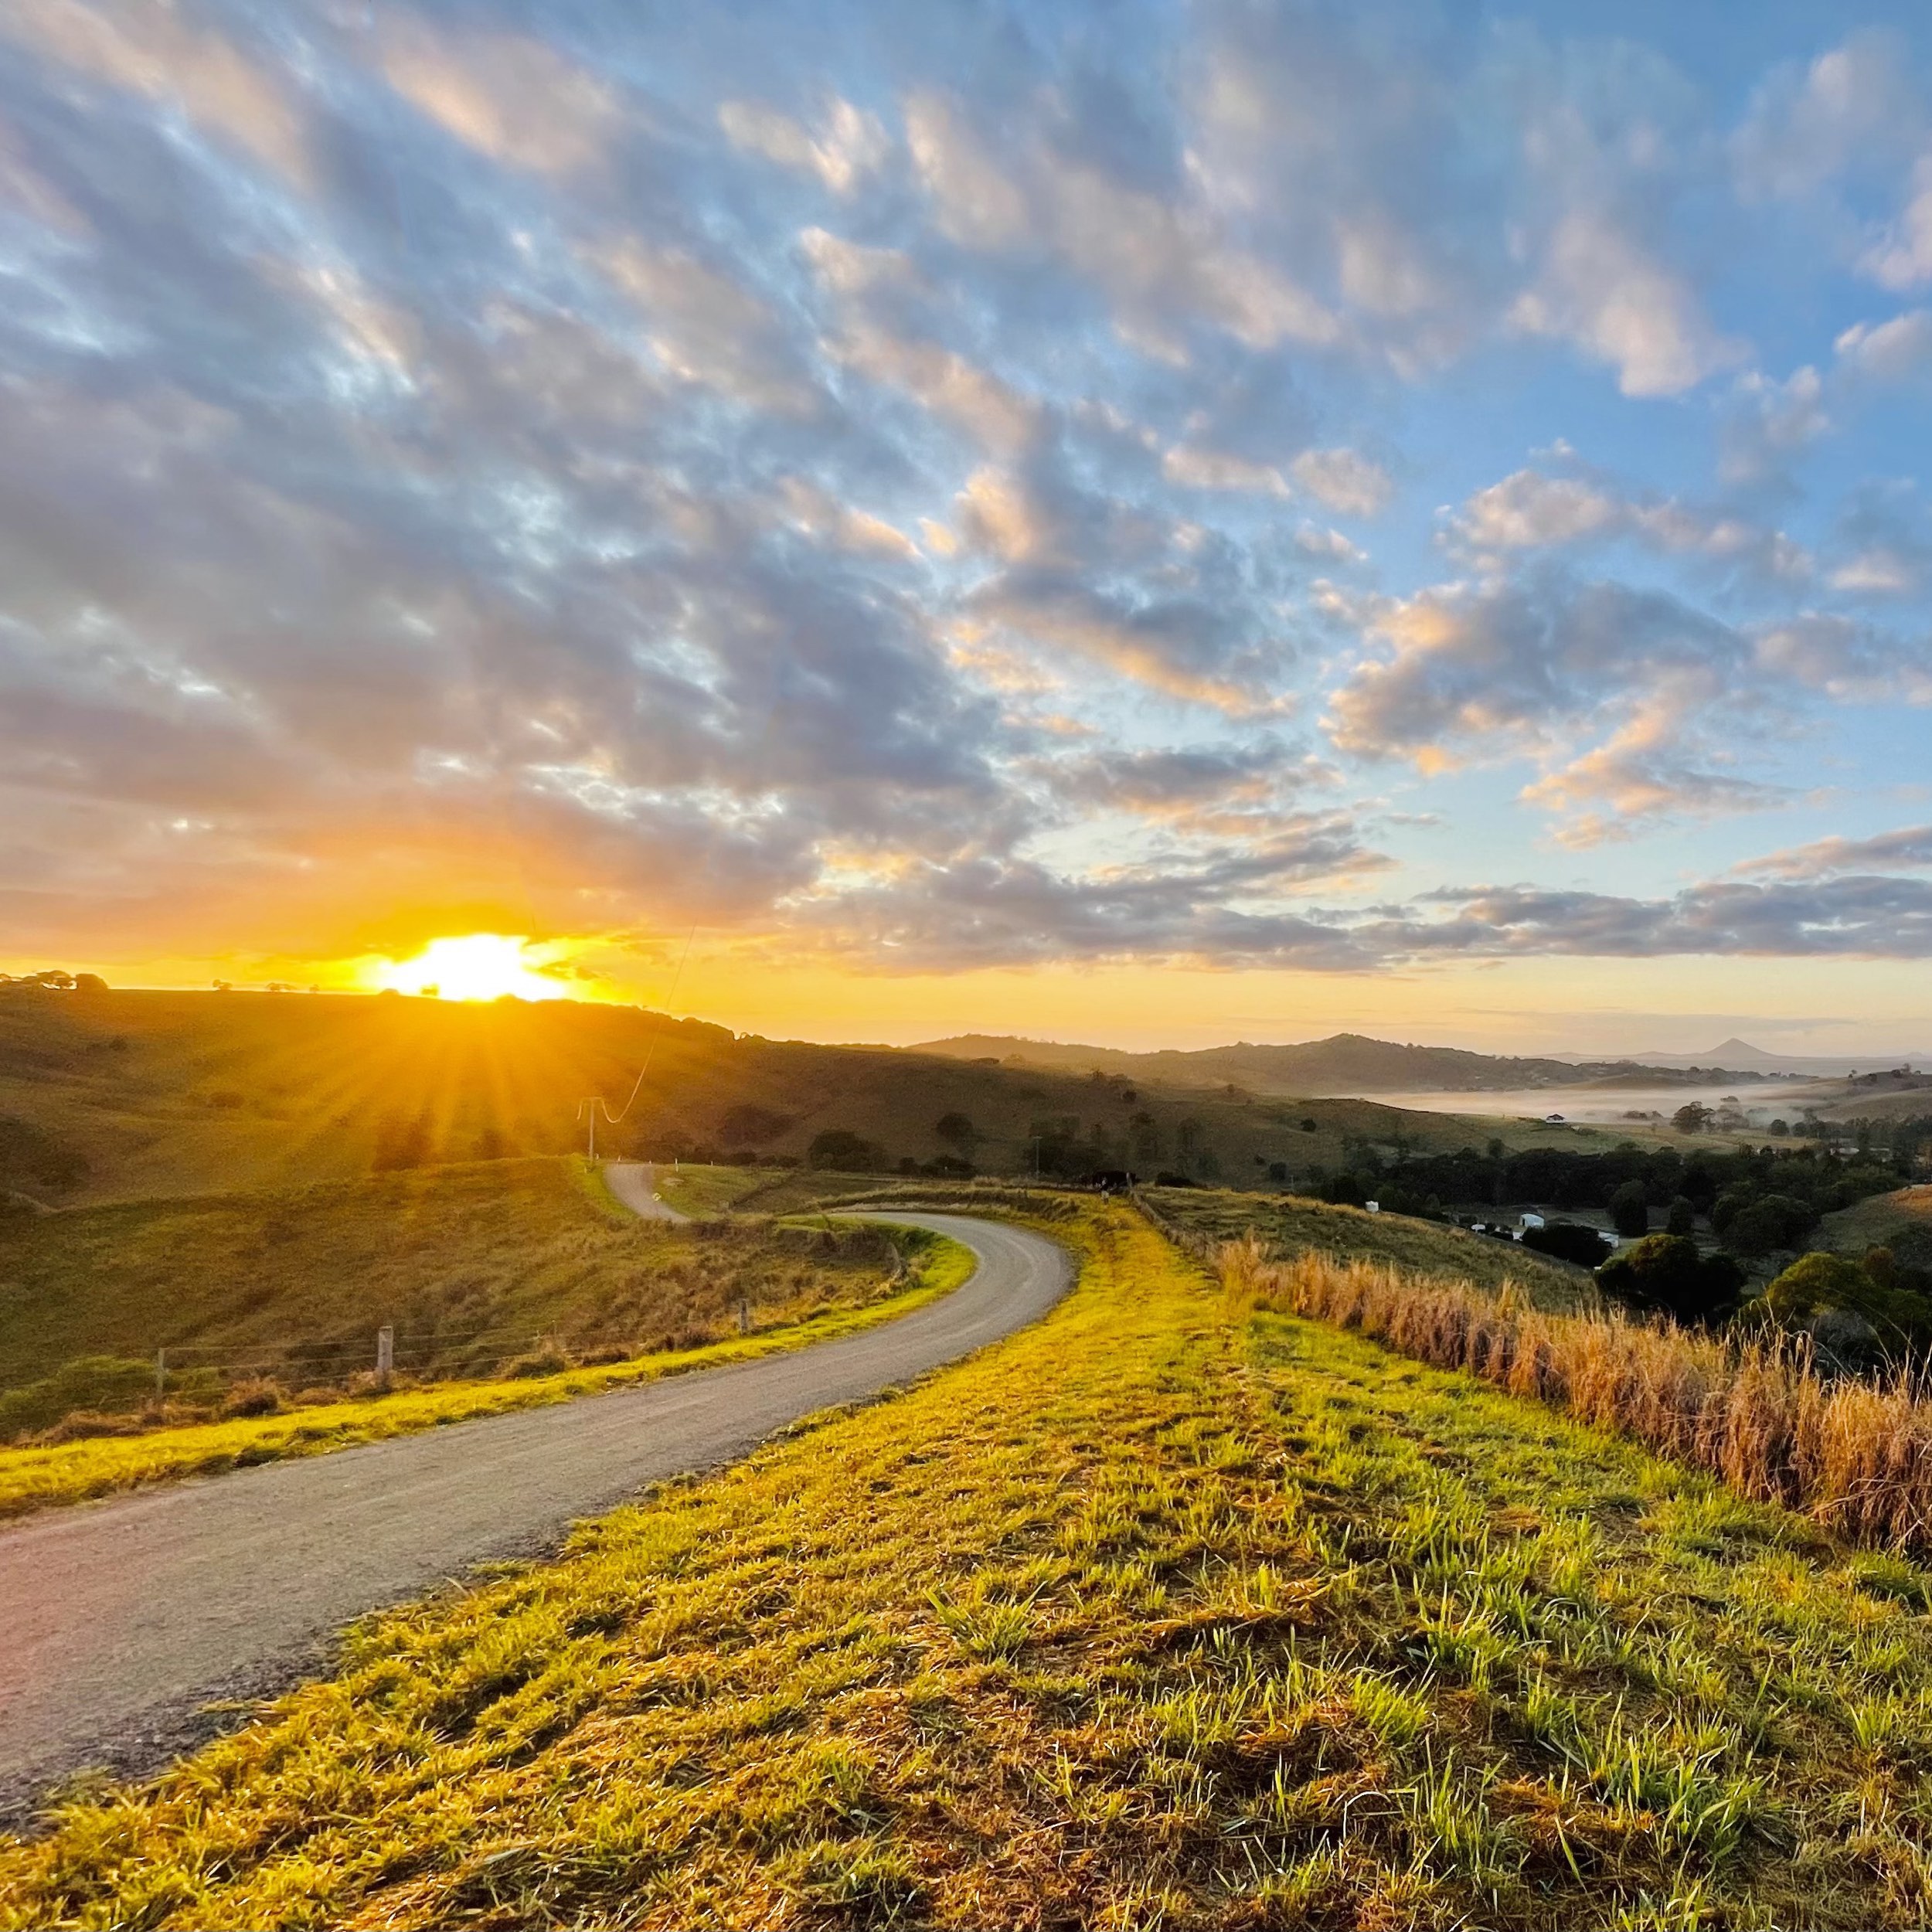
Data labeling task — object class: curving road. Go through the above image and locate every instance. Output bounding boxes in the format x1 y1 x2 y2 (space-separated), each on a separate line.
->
0 1212 1069 1824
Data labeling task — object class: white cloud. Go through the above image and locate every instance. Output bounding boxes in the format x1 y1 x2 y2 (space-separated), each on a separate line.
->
1510 211 1743 398
1161 447 1287 496
380 19 614 176
1290 447 1391 518
719 97 888 195
1836 309 1932 382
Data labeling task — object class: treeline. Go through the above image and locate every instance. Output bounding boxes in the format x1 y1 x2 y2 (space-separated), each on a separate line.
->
1315 1141 1904 1250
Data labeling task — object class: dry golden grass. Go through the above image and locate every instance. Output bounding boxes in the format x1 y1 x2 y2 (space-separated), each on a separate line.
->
1223 1234 1932 1550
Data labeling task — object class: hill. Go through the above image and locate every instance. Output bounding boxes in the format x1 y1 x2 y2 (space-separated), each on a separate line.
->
0 1156 932 1430
914 1029 1773 1094
0 985 1638 1207
1815 1185 1932 1271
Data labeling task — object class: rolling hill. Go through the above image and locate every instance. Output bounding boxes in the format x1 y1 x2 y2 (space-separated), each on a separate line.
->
913 1029 1773 1094
0 985 1641 1208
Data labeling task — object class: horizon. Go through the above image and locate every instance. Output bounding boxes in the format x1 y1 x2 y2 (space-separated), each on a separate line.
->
9 975 1927 1066
5 2 1932 1055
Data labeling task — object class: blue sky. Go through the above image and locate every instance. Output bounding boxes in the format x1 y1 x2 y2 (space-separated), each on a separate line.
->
2 0 1930 1052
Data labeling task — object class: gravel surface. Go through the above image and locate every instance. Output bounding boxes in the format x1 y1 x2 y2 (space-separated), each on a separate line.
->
600 1159 689 1221
0 1211 1069 1824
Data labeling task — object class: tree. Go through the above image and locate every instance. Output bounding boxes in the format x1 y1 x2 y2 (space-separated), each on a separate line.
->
1609 1179 1651 1238
934 1111 978 1153
1665 1196 1697 1238
1596 1234 1743 1327
1673 1102 1713 1135
807 1128 882 1172
1301 1118 1318 1134
72 973 108 995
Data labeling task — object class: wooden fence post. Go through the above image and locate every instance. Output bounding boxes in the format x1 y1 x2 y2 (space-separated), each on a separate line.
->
155 1348 166 1403
376 1325 394 1381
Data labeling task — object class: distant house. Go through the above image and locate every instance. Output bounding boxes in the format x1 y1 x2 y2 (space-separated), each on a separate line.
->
1365 1199 1380 1213
1544 1113 1566 1124
1519 1212 1546 1231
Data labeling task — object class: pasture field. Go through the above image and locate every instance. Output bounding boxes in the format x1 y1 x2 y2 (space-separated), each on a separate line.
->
1816 1184 1932 1270
0 1157 926 1401
1143 1184 1588 1304
10 1198 1932 1927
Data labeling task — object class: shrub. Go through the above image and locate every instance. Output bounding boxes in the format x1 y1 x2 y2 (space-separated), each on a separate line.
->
1596 1234 1743 1328
1666 1196 1697 1238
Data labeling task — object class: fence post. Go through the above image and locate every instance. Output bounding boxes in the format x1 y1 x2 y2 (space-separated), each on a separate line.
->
737 1298 751 1334
376 1325 394 1382
155 1347 166 1404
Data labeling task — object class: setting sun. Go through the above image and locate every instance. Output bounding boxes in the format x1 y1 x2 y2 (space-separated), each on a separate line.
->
374 934 573 1004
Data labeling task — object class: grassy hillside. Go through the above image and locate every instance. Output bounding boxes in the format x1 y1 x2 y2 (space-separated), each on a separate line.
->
1815 1184 1932 1270
1143 1184 1589 1302
13 1201 1932 1927
0 1156 926 1423
0 983 1631 1207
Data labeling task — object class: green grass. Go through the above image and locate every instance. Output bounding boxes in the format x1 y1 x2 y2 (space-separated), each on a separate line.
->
12 1202 1932 1926
0 1156 923 1406
1816 1184 1932 1270
0 1228 976 1522
1145 1183 1589 1303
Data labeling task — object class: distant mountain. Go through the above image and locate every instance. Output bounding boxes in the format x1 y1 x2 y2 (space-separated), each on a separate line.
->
910 1031 1773 1095
1624 1039 1932 1077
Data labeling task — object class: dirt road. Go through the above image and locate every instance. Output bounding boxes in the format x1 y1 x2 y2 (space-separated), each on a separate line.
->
0 1212 1068 1821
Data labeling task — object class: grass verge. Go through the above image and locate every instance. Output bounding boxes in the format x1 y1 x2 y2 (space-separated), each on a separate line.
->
11 1202 1932 1926
0 1230 975 1524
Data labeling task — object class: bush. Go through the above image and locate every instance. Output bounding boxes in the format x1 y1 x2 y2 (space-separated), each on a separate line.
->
1520 1220 1614 1267
1764 1250 1932 1352
1666 1196 1697 1237
1609 1179 1651 1238
1596 1234 1743 1328
1319 1173 1366 1206
220 1377 285 1418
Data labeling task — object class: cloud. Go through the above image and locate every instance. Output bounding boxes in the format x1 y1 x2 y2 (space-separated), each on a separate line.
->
1835 309 1932 383
1736 825 1932 879
2 0 311 187
718 97 887 194
379 16 616 177
600 240 818 413
1510 211 1742 398
1290 447 1391 518
1447 465 1808 582
1365 878 1932 961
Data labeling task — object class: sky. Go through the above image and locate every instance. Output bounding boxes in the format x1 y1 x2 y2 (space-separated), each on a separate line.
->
3 0 1932 1055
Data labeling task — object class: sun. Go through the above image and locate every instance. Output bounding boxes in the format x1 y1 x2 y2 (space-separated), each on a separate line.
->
376 934 572 1003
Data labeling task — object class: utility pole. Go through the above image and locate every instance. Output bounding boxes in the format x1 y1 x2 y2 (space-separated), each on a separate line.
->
576 1096 609 1161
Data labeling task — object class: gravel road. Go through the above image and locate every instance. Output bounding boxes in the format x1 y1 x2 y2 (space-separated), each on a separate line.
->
0 1211 1069 1823
600 1160 689 1222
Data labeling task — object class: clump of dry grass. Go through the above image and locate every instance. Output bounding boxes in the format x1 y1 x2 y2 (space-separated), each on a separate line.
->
1222 1235 1932 1549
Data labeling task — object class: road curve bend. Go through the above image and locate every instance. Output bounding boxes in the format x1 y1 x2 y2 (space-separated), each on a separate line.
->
0 1212 1069 1822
